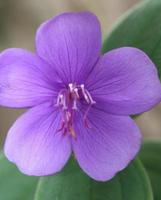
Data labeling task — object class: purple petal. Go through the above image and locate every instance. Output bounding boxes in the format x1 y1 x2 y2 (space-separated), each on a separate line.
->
36 12 101 84
4 103 71 176
0 48 60 108
86 47 161 115
72 107 141 181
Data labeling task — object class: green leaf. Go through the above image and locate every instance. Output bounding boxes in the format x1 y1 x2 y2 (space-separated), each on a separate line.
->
103 0 161 79
139 139 161 200
34 157 153 200
0 154 38 200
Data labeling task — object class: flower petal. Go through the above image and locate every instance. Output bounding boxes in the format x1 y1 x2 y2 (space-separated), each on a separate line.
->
0 48 59 108
86 47 161 115
4 103 71 176
72 107 141 181
36 12 101 84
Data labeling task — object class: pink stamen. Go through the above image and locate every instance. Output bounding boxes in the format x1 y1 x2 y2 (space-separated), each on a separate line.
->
85 90 96 105
55 83 95 137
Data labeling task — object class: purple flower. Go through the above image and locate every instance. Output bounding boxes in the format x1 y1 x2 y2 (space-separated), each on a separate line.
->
0 12 161 181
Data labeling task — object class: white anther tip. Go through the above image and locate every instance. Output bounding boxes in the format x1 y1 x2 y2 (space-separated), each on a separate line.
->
69 83 74 92
80 84 84 88
68 83 73 87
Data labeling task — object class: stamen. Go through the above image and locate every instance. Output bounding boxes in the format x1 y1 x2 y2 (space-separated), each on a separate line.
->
66 111 71 121
55 94 62 106
74 88 79 98
55 83 96 138
80 84 90 103
69 126 76 138
72 99 77 110
85 90 96 105
69 83 74 92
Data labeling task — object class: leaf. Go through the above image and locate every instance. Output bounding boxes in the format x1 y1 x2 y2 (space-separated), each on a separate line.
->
0 153 38 200
34 157 153 200
139 139 161 200
102 0 161 79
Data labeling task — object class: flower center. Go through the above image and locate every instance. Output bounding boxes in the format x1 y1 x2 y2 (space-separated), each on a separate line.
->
55 83 96 138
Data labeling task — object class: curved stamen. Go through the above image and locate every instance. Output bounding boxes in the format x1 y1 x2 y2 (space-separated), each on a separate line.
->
55 83 95 138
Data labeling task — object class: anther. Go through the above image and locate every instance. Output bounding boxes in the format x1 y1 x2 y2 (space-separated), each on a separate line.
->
66 111 71 121
69 83 74 92
74 88 79 99
55 93 63 106
85 90 96 104
61 95 67 110
69 126 76 138
80 84 90 103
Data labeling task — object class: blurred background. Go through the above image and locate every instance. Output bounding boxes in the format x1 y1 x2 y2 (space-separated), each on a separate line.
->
0 0 161 145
